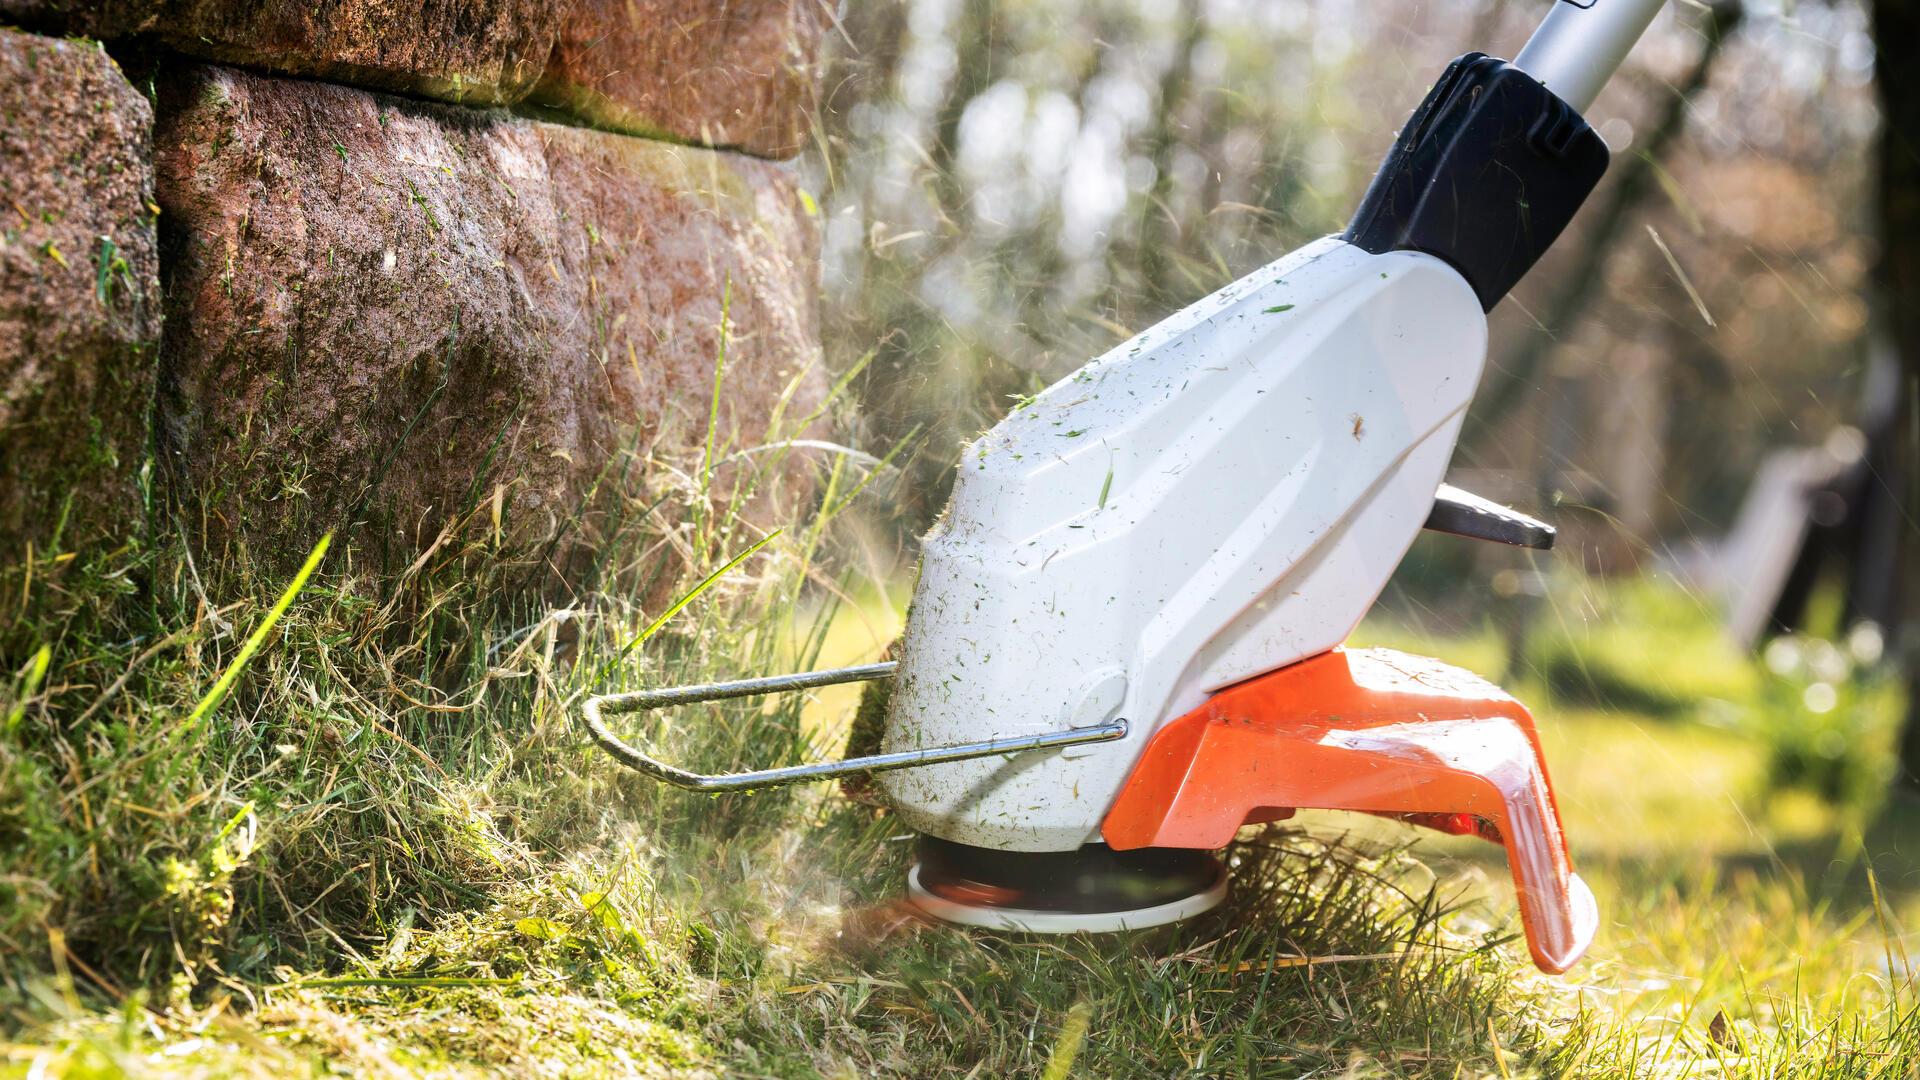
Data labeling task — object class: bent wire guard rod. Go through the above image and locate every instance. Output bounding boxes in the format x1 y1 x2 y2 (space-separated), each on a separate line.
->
580 662 1129 792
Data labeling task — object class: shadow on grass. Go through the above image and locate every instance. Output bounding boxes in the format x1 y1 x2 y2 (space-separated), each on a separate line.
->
1533 646 1697 719
1700 786 1920 912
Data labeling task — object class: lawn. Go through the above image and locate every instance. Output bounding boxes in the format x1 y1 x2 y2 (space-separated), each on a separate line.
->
5 517 1917 1076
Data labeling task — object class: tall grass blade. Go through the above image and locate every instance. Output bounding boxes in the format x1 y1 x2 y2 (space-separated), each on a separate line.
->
697 277 734 561
1040 999 1093 1080
5 644 50 732
617 528 782 661
184 532 332 727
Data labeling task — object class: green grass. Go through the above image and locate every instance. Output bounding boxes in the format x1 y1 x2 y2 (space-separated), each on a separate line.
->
6 447 1920 1078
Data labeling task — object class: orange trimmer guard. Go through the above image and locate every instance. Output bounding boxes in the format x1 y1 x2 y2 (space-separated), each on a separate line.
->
1102 647 1596 973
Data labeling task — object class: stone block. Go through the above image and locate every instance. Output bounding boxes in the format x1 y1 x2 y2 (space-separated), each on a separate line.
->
0 31 160 560
153 64 823 575
0 0 553 106
533 0 825 159
3 0 826 152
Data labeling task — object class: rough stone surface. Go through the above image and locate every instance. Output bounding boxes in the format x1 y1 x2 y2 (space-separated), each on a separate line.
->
533 0 825 159
543 121 822 471
0 31 160 558
3 0 826 152
0 0 151 39
0 0 554 106
154 64 823 574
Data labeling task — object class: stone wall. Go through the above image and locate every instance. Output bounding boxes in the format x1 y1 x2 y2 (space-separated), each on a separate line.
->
0 33 160 558
0 0 822 140
0 4 825 583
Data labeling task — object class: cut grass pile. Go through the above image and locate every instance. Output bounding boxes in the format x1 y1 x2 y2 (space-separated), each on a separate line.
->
6 439 1920 1077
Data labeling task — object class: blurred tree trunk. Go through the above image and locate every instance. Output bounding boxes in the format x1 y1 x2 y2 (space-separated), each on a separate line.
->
1135 0 1207 306
819 3 908 150
824 0 908 329
929 0 1000 234
1872 0 1920 784
1469 0 1742 444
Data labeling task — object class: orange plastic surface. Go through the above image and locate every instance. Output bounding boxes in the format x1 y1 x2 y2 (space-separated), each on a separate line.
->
1102 647 1596 973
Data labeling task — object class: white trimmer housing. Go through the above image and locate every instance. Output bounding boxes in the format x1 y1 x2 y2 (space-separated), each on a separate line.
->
880 238 1488 851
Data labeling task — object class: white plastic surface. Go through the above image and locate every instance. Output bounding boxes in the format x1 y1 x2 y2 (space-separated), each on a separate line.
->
880 238 1490 851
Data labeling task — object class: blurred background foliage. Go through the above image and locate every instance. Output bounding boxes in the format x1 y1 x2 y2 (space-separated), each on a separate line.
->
807 0 1878 571
802 0 1899 805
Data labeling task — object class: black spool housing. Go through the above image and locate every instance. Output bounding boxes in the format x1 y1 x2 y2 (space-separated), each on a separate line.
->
1345 52 1610 311
915 836 1223 916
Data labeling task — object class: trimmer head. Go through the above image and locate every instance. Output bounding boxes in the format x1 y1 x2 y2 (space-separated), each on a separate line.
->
907 837 1227 933
586 0 1667 977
